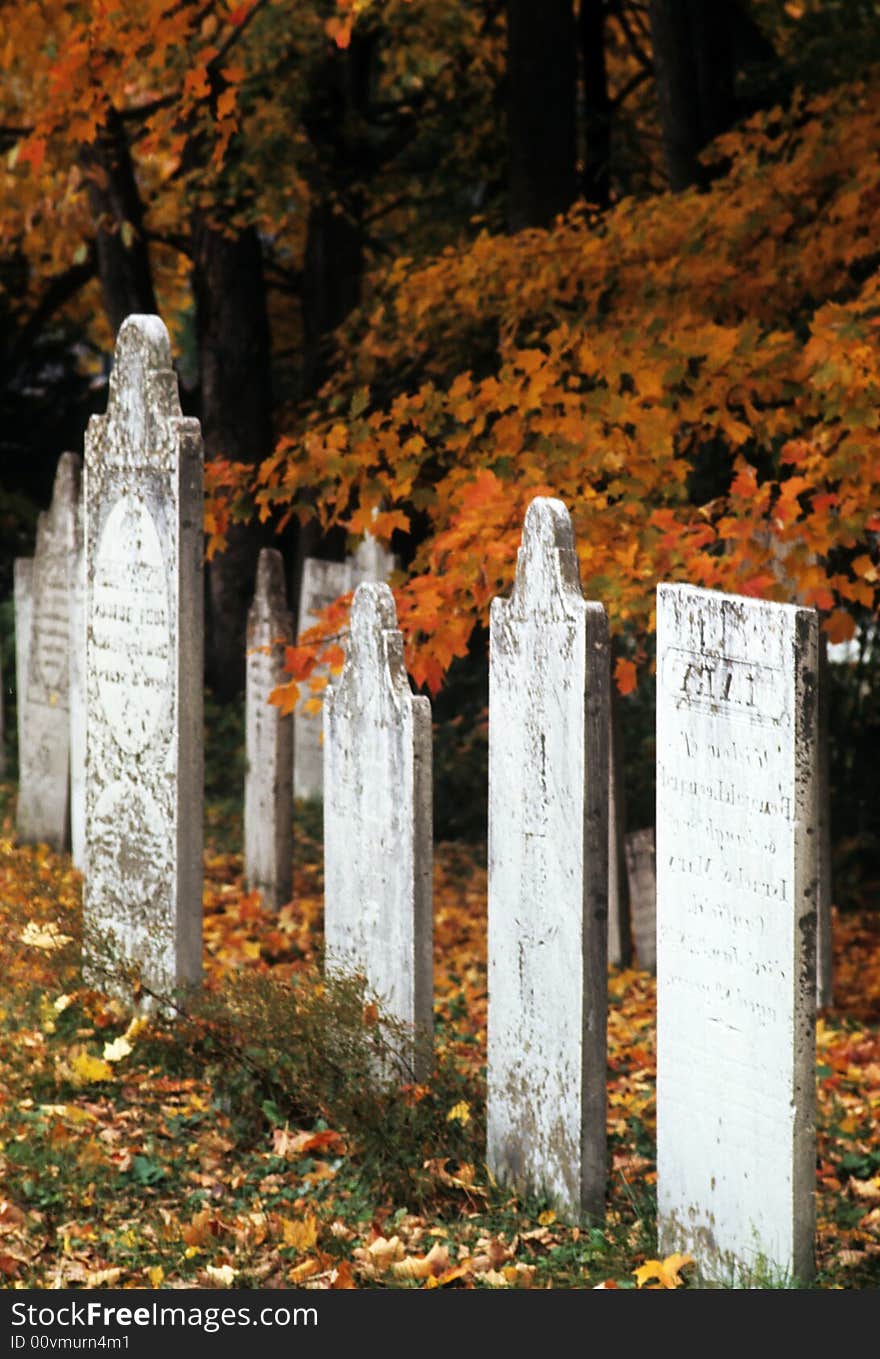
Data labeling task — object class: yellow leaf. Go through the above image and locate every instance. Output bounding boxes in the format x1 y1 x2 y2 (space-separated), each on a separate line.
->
446 1100 471 1126
71 1053 114 1085
537 1210 556 1226
633 1252 694 1289
281 1215 318 1252
147 1265 164 1288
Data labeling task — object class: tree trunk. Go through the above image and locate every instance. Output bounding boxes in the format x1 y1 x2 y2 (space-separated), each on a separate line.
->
192 217 274 698
580 0 612 209
506 0 578 231
301 196 364 395
81 109 158 332
648 0 736 190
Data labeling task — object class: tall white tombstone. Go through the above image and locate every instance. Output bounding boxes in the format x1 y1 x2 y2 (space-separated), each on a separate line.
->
293 558 353 801
83 315 203 998
14 557 33 787
624 827 656 973
16 453 80 850
69 487 87 871
656 583 818 1284
487 497 610 1223
324 582 433 1078
244 548 293 911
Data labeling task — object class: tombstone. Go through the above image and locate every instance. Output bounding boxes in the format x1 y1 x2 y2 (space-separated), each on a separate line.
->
487 497 610 1223
83 314 203 1000
293 559 353 801
624 828 656 973
69 487 87 871
13 558 33 785
244 548 293 911
324 582 433 1078
16 453 81 851
656 583 818 1284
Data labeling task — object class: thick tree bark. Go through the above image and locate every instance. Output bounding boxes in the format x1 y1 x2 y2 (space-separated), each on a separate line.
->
81 109 158 331
192 217 274 698
506 0 578 231
648 0 736 190
580 0 612 209
301 196 364 395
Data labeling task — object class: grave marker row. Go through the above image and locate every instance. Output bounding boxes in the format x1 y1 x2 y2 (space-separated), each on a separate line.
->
12 314 826 1286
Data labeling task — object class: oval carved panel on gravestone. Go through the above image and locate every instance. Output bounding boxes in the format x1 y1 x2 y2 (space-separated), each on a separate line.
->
93 495 170 754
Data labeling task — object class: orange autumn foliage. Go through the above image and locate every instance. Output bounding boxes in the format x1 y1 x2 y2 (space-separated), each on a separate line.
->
212 74 880 700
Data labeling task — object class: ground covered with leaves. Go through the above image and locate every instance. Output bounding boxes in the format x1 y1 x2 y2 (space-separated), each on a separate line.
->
0 792 877 1291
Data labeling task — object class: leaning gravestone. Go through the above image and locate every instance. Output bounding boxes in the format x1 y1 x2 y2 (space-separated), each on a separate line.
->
656 583 818 1284
487 497 610 1223
13 558 33 788
68 486 87 871
16 453 81 851
293 559 353 801
83 315 203 999
324 582 433 1079
624 828 656 973
244 548 293 911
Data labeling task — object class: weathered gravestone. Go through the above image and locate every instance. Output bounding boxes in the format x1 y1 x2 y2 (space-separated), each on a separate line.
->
244 548 293 911
69 487 87 871
624 828 656 973
294 534 398 801
656 583 818 1284
13 558 33 787
16 453 80 851
487 497 610 1223
293 559 353 801
324 582 433 1078
83 315 203 999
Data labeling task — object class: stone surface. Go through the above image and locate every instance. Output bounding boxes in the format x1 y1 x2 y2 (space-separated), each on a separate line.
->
13 557 33 787
16 453 80 850
83 315 203 999
624 828 656 973
487 496 610 1223
293 559 353 801
69 486 87 871
324 582 433 1078
245 548 293 911
656 583 818 1284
